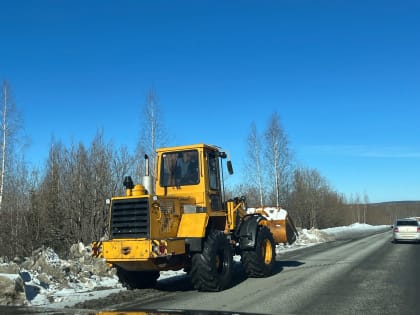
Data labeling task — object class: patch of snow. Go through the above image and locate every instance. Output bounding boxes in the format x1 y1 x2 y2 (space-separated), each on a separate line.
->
247 207 288 220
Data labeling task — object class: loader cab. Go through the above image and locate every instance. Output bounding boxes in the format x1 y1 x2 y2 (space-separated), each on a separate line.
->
156 144 229 212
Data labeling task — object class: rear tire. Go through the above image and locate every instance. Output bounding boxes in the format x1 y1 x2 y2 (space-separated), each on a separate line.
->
116 267 159 290
241 226 276 277
191 230 233 291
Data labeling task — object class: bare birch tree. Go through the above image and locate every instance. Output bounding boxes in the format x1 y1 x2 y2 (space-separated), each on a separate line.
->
245 122 265 207
0 82 20 211
137 89 168 182
0 82 7 212
264 112 293 208
363 192 369 224
0 81 33 257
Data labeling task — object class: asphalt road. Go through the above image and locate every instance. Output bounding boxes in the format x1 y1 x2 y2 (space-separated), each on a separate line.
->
110 229 419 315
3 229 419 315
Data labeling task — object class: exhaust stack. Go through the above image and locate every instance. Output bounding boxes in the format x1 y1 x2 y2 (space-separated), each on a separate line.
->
143 154 154 195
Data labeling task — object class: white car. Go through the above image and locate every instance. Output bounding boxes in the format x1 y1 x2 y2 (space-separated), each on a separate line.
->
392 218 420 243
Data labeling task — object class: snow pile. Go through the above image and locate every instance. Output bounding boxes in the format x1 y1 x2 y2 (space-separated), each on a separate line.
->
0 243 121 307
324 222 389 234
298 228 335 244
0 272 25 306
275 227 335 253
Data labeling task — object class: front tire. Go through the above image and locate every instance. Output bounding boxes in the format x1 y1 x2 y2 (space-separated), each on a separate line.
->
241 226 276 277
191 230 233 291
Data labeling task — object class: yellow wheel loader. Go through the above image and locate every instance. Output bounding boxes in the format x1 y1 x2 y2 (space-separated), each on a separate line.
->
92 143 297 291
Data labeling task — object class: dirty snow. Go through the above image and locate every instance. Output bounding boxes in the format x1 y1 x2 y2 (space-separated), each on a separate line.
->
0 223 391 308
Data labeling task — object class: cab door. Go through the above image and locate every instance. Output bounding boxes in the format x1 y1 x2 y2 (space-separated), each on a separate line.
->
206 150 223 210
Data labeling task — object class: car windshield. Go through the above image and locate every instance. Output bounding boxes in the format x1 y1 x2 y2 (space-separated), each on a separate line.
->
396 220 418 226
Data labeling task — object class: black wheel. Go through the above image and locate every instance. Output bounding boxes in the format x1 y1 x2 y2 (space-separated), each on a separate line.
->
241 226 276 277
116 267 159 290
191 230 233 291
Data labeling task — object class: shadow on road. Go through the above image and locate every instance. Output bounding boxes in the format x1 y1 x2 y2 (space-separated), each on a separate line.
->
156 261 248 291
278 260 305 268
156 259 304 292
156 274 193 291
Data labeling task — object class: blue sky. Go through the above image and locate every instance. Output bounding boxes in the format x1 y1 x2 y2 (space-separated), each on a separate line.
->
0 1 419 202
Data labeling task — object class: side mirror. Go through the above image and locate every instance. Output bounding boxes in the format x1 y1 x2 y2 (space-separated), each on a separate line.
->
227 160 233 175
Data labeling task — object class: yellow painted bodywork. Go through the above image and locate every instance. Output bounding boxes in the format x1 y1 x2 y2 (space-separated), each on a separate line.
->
225 199 247 232
177 213 209 237
100 238 186 271
101 238 185 260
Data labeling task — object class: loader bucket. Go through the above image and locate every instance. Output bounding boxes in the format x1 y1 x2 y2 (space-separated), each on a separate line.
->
254 207 298 245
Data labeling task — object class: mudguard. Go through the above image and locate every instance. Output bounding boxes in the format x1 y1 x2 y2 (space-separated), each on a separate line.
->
236 214 264 250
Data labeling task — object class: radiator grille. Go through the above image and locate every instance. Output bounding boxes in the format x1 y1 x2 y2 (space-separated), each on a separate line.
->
110 198 149 239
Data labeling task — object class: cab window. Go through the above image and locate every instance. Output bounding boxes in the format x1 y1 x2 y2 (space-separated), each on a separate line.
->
160 150 199 186
208 152 219 190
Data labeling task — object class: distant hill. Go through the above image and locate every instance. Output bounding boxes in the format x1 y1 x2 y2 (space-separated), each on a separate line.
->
366 201 420 224
370 200 420 206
